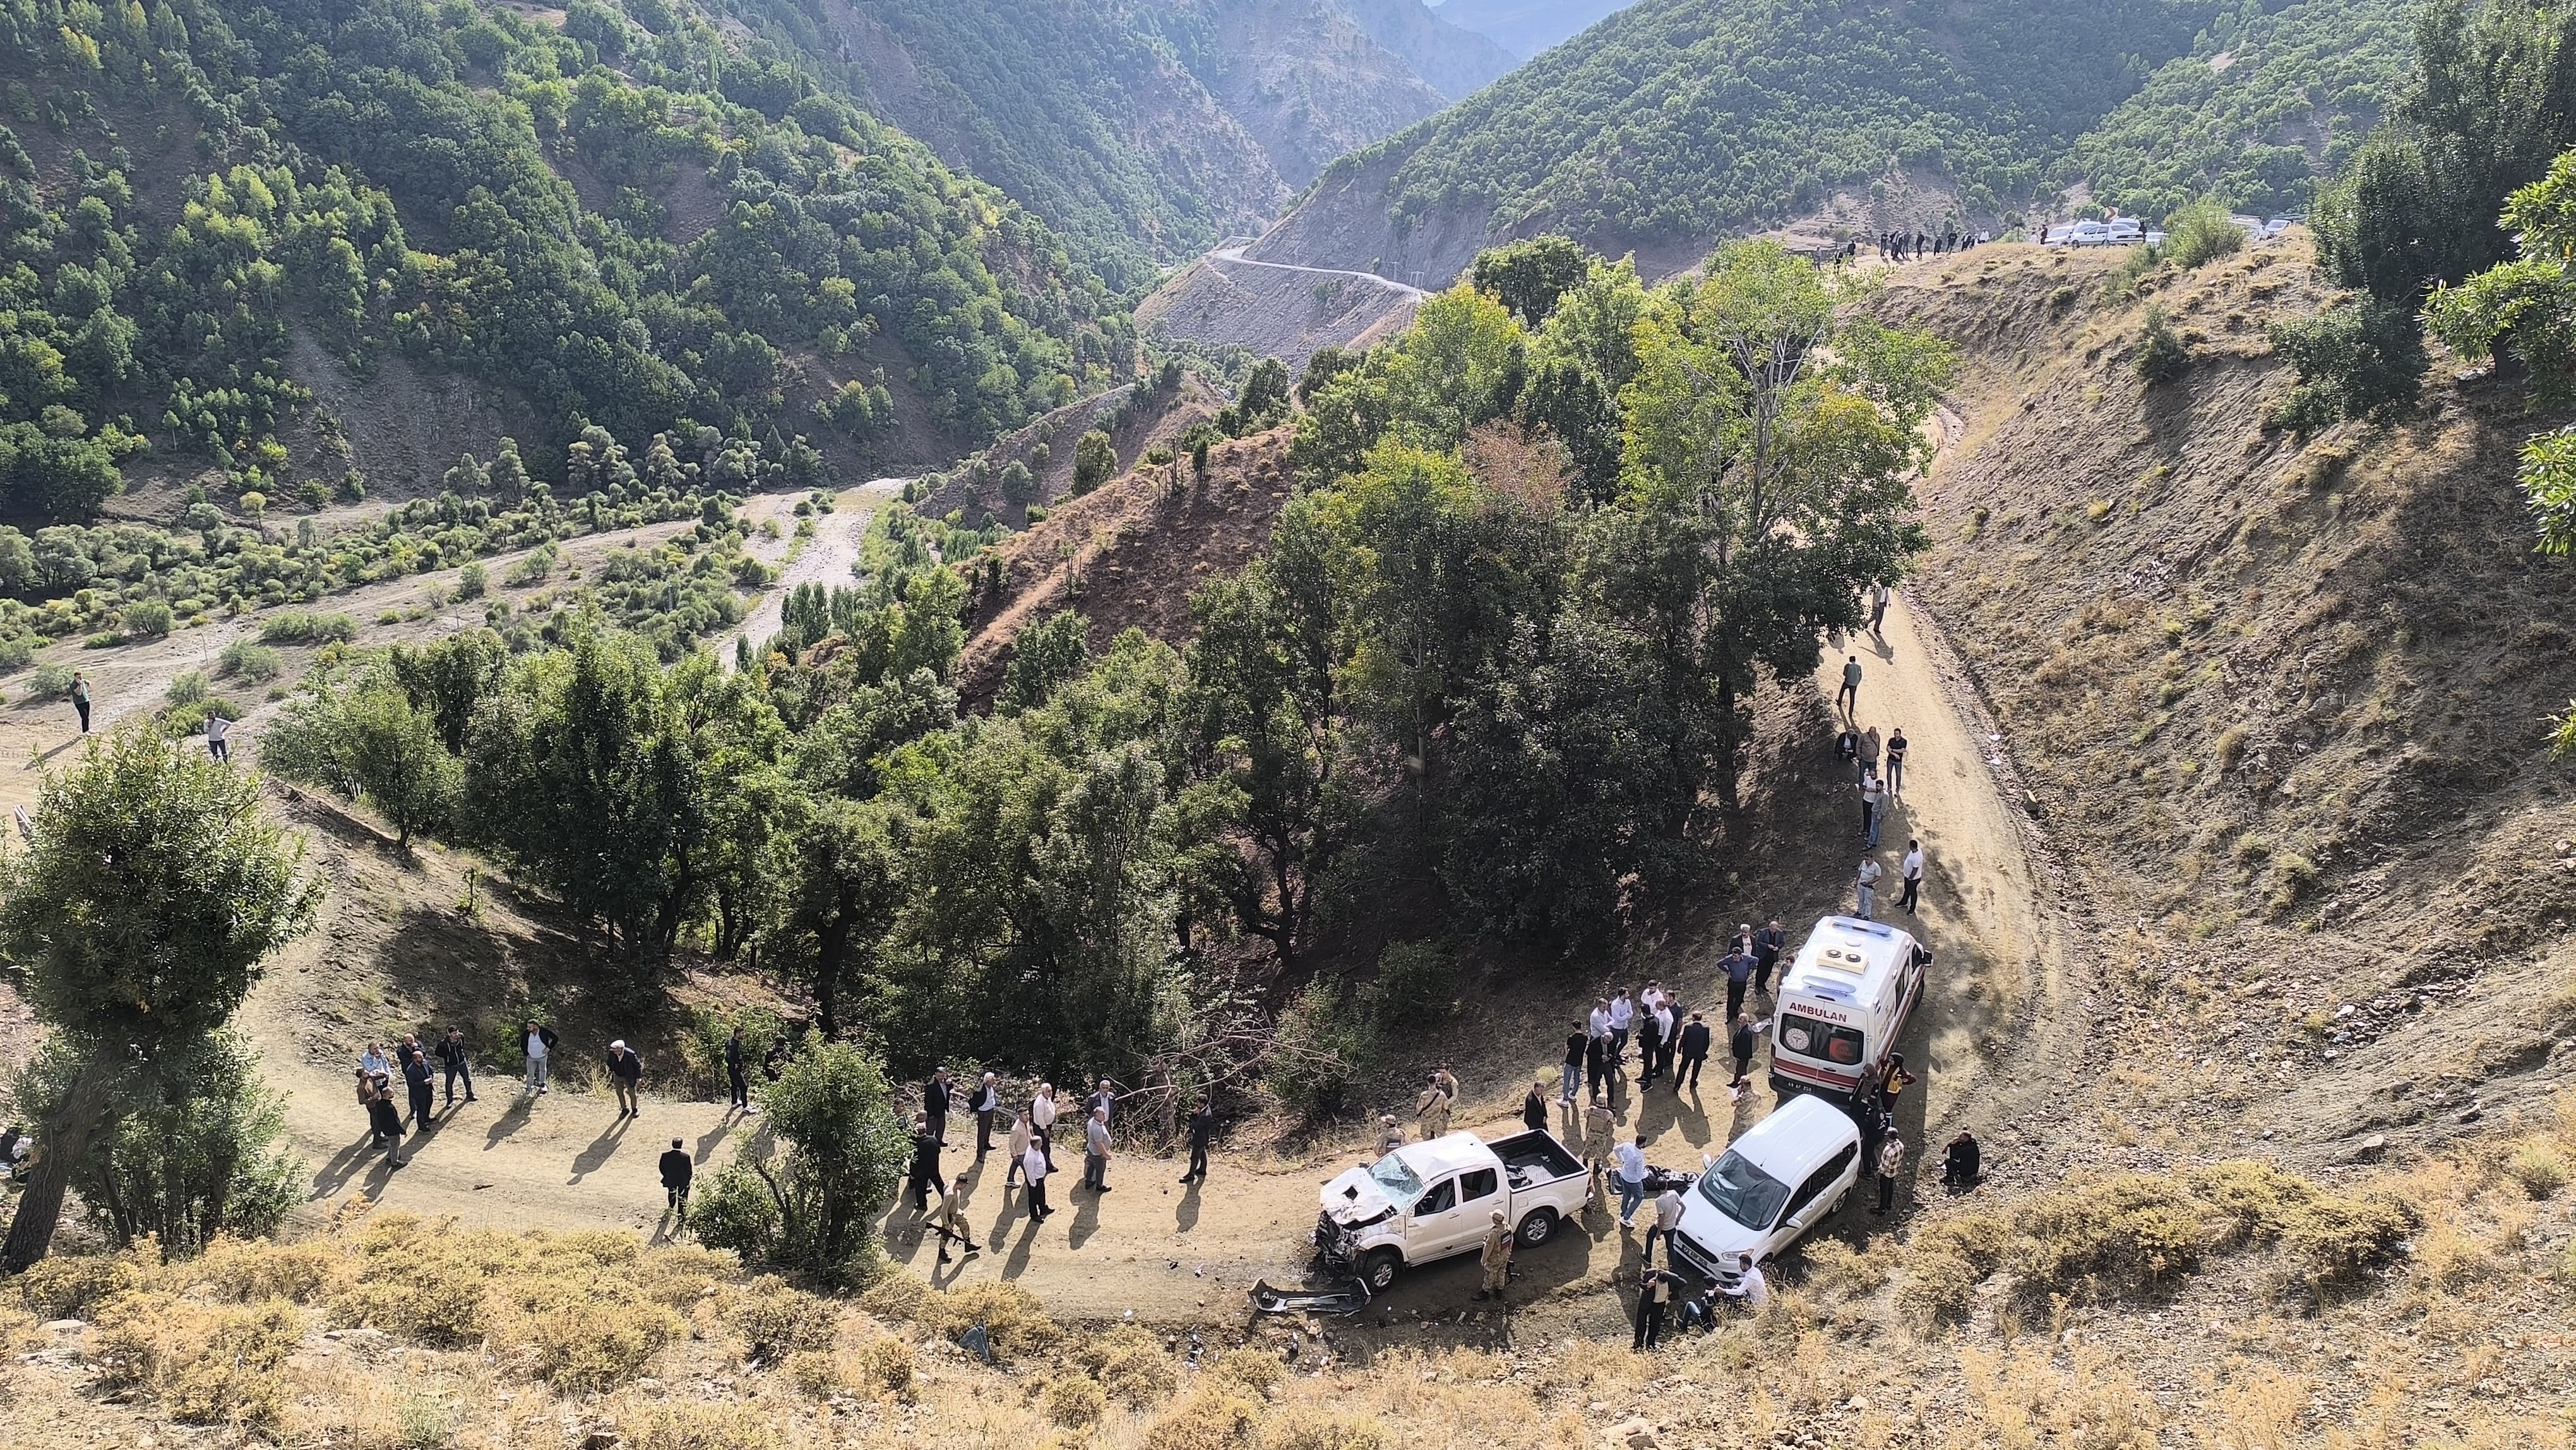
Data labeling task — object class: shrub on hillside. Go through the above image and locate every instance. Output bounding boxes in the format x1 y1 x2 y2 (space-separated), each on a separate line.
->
2135 305 2190 383
729 1277 838 1360
1261 1408 1390 1450
484 1271 684 1390
1071 428 1117 495
217 638 282 682
1046 1374 1107 1428
1144 1385 1263 1450
25 662 75 700
93 1295 302 1428
259 610 358 644
121 598 174 638
1262 980 1376 1123
2162 198 2246 269
621 1401 787 1450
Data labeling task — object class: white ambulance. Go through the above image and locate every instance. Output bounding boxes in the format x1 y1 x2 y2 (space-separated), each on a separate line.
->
1765 914 1929 1105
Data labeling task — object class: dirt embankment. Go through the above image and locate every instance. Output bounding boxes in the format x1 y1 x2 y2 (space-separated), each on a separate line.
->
1877 237 2576 1168
951 428 1299 707
910 374 1227 526
1137 249 1424 373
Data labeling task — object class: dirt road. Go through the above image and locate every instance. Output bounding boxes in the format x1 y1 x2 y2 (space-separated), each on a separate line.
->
721 480 905 664
1206 245 1429 301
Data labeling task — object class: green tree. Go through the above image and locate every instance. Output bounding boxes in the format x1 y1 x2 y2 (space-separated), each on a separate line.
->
1071 428 1118 495
689 1038 909 1283
2296 0 2576 417
1609 243 1949 811
1470 235 1592 327
1 727 320 1269
263 668 463 849
462 625 704 964
9 1029 297 1256
1001 610 1091 712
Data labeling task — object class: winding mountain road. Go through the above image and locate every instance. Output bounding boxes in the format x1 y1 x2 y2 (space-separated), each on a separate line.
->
1208 244 1430 300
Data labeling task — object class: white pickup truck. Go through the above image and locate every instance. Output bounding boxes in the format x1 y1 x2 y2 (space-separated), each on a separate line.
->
1313 1129 1589 1292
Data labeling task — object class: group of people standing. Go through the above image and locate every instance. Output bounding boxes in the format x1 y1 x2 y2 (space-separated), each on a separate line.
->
351 1028 479 1170
902 1070 1216 1262
1876 229 1984 261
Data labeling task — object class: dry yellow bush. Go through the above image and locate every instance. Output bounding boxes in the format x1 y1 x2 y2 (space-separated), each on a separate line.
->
782 1349 841 1398
730 1276 839 1360
915 1278 1061 1359
484 1271 683 1391
1205 1345 1284 1398
621 1400 787 1450
1800 1238 1892 1300
854 1334 915 1398
2010 1173 2205 1291
1143 1384 1262 1450
1044 1373 1107 1428
1261 1406 1390 1450
1082 1322 1176 1408
93 1294 303 1429
185 1235 343 1303
15 1245 150 1317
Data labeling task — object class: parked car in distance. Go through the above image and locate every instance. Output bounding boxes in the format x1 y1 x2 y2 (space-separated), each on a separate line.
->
1667 1093 1863 1294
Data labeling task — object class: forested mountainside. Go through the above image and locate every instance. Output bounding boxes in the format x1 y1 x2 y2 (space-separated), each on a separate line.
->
0 0 1130 518
2063 0 2420 220
1342 0 1519 99
1251 0 2233 284
720 0 1497 289
1429 0 1637 59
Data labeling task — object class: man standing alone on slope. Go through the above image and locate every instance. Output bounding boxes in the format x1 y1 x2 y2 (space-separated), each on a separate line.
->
1836 656 1863 717
660 1138 693 1223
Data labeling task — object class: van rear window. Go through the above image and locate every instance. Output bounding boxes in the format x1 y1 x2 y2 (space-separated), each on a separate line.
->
1778 1011 1864 1065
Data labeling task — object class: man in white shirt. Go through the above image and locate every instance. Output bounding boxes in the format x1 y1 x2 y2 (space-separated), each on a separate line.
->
523 1020 554 1094
1859 770 1884 846
1856 856 1883 919
203 713 231 762
359 1041 388 1077
1021 1139 1052 1222
1030 1082 1058 1168
1607 991 1635 1079
1724 1254 1770 1310
1900 839 1926 915
1644 1186 1684 1264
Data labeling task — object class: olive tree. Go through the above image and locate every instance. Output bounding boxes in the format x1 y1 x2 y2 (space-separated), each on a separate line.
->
1 727 320 1270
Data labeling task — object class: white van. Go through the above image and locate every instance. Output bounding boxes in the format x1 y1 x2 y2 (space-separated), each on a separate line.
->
1667 1093 1862 1292
1767 915 1928 1105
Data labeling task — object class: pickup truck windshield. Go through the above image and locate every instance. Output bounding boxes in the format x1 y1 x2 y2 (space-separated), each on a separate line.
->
1368 1153 1428 1211
1696 1149 1791 1230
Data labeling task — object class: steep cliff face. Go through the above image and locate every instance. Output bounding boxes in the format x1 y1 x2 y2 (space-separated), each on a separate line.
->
1172 0 1454 189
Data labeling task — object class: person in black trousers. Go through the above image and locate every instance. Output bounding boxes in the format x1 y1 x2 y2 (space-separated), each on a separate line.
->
1633 1266 1682 1350
1752 919 1787 996
1943 1128 1981 1194
1521 1079 1549 1132
923 1067 953 1146
1674 1012 1711 1092
1727 1013 1759 1092
1180 1094 1215 1184
972 1070 1000 1156
401 1044 436 1130
905 1113 945 1213
724 1027 751 1113
659 1137 693 1222
436 1027 475 1106
1635 1009 1664 1091
1560 1028 1585 1106
1584 1032 1611 1102
1721 947 1756 1026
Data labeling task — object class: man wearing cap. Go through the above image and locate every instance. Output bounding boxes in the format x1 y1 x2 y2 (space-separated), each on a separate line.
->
1475 1207 1513 1302
606 1039 643 1118
1376 1114 1405 1157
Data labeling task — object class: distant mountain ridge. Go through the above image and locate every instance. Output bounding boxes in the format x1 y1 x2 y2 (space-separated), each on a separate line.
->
720 0 1525 290
1429 0 1639 59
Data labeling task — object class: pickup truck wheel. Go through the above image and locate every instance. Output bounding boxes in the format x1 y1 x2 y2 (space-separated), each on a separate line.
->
1516 1208 1558 1248
1359 1248 1402 1292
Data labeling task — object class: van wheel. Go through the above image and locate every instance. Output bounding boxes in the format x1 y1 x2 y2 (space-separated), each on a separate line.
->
1517 1208 1558 1248
1359 1248 1402 1292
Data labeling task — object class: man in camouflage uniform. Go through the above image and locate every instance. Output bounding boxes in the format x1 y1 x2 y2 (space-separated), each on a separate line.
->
1416 1074 1453 1141
1474 1208 1513 1303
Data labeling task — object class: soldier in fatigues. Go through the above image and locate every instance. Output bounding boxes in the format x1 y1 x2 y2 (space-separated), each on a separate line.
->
1474 1208 1513 1302
1416 1074 1453 1141
1376 1115 1405 1157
